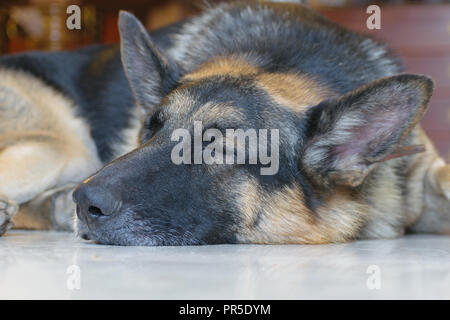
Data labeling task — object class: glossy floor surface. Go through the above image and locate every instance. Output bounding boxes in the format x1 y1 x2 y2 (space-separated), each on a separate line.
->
1 231 449 299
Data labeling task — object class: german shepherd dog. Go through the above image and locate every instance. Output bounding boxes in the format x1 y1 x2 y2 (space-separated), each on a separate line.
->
0 1 449 245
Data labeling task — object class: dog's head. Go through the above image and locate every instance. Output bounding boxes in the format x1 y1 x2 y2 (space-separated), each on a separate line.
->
73 12 433 246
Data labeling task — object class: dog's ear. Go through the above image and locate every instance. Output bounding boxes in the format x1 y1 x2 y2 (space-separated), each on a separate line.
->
301 74 434 188
119 11 181 118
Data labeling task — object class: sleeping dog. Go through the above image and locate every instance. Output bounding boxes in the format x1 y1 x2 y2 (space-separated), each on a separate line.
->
0 1 449 245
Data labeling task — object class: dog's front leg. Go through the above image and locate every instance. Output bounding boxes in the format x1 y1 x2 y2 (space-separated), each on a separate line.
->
410 157 450 234
11 184 76 231
431 160 450 200
0 138 71 235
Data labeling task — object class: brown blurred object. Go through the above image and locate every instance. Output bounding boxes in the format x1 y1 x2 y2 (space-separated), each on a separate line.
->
0 0 97 52
84 0 199 44
317 4 450 158
0 0 199 52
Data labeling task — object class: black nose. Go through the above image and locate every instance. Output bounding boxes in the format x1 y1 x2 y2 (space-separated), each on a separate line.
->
73 180 118 221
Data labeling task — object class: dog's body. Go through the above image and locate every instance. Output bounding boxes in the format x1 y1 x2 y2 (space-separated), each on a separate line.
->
0 2 449 244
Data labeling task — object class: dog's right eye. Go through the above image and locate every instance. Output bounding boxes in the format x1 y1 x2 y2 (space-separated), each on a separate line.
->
148 112 163 132
140 111 164 143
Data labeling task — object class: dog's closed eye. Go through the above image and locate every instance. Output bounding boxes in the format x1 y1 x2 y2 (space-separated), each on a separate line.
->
141 111 164 142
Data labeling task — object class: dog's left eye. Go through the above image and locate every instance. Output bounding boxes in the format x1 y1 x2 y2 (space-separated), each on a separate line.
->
140 111 164 143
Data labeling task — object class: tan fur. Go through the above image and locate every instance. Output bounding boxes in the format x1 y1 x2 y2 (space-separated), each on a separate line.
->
192 102 245 125
408 131 450 234
0 139 66 203
183 57 259 81
358 159 406 239
234 125 450 244
353 131 436 239
0 69 102 229
162 89 245 126
403 129 440 224
184 57 332 112
428 158 450 201
13 184 76 230
435 164 450 199
12 195 53 230
256 73 331 111
237 178 261 229
236 178 368 244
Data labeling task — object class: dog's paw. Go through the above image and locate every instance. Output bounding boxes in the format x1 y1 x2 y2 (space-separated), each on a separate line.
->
436 164 450 201
50 185 76 231
0 194 18 236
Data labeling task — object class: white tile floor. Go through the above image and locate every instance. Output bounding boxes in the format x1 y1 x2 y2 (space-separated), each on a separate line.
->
0 231 449 299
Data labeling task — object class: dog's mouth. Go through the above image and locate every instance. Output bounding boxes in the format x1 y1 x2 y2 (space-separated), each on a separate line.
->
74 206 103 243
74 214 93 241
80 232 91 240
74 207 204 246
75 220 115 245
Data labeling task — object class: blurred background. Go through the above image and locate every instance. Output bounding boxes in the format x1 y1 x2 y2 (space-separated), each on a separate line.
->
0 0 448 158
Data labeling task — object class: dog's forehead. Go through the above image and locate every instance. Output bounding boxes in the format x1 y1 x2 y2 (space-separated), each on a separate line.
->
180 57 332 112
161 87 246 126
159 57 333 130
161 76 258 126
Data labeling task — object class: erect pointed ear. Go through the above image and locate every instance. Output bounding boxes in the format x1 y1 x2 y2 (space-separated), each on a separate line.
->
119 11 181 118
301 74 434 188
